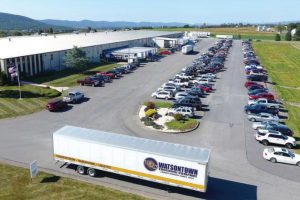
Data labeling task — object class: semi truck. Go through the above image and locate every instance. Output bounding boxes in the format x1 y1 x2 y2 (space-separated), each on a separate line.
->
53 126 211 192
182 45 194 54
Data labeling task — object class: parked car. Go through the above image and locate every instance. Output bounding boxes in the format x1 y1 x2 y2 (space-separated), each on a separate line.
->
252 120 282 130
247 74 268 82
263 147 300 166
174 92 196 101
77 77 104 87
173 97 202 110
160 50 171 55
107 69 122 77
151 91 173 100
248 98 281 109
256 131 296 149
248 89 269 96
247 85 266 91
63 91 84 103
97 71 116 79
46 98 68 112
169 79 191 88
167 106 195 118
258 125 294 136
247 112 279 122
244 81 263 88
158 85 179 93
249 93 275 101
244 104 279 115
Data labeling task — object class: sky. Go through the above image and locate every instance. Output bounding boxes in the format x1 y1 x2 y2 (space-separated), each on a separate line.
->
1 0 300 24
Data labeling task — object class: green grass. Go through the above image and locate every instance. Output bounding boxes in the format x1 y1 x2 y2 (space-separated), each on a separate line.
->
253 42 300 152
144 101 173 108
28 63 120 87
165 118 198 132
0 85 61 119
0 163 147 200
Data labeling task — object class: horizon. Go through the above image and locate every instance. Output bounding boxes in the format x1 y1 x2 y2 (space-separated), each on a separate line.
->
1 0 300 24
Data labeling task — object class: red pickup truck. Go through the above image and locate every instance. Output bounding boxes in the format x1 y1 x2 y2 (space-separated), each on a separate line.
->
97 72 116 79
77 77 103 87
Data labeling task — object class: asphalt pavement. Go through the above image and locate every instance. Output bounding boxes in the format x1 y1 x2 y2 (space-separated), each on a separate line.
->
0 39 300 200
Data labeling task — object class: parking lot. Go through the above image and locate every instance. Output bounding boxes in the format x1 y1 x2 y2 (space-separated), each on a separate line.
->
0 39 300 200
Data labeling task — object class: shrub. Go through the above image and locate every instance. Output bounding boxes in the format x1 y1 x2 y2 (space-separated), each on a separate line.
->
145 109 157 118
173 113 184 121
144 120 155 126
275 34 281 41
152 124 163 130
146 101 155 109
0 72 8 86
153 113 162 120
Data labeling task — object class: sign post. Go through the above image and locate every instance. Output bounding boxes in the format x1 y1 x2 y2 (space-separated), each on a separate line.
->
29 160 38 183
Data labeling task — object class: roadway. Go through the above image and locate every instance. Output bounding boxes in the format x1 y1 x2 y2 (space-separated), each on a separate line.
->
0 38 300 200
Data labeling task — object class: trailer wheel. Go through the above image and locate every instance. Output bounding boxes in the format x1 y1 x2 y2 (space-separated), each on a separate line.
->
87 168 97 177
76 165 86 175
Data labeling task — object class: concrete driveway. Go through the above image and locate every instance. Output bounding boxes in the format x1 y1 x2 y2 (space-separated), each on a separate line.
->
0 39 300 200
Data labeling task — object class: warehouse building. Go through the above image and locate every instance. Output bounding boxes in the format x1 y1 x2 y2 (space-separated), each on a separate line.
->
0 31 181 77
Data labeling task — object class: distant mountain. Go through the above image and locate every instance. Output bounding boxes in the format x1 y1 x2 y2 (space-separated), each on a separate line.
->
0 12 70 31
40 19 187 29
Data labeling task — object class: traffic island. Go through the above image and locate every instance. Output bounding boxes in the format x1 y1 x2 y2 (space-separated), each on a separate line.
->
139 101 199 133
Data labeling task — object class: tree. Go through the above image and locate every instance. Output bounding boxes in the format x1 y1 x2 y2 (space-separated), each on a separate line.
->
285 31 292 41
0 71 8 86
11 31 22 36
64 46 89 69
88 26 92 32
275 24 285 34
237 34 242 40
275 34 281 41
293 25 300 41
183 24 190 28
49 27 54 34
38 29 43 34
0 31 7 37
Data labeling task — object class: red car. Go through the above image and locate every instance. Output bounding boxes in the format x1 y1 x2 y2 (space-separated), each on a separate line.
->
46 99 67 112
97 71 116 79
244 81 263 88
249 93 275 100
159 50 171 55
195 84 210 92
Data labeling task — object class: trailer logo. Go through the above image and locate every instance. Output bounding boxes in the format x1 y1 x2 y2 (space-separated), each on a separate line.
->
144 158 158 171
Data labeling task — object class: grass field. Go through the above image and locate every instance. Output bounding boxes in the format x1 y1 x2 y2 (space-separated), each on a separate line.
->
0 85 61 119
152 26 278 40
144 101 173 108
0 163 147 200
253 42 300 152
165 118 198 131
28 63 120 87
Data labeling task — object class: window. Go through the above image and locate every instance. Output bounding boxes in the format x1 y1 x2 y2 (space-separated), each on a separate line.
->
282 153 291 158
50 54 54 60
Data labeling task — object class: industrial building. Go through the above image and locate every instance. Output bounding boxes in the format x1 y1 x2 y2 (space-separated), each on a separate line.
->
0 31 181 77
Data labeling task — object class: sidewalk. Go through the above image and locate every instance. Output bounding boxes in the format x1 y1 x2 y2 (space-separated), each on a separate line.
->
21 81 69 92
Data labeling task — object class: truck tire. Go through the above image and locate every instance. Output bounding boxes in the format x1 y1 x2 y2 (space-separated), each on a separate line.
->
76 165 86 175
87 168 97 177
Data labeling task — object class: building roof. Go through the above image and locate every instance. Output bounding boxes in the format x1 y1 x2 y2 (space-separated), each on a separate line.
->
111 47 157 55
0 30 178 59
53 125 211 164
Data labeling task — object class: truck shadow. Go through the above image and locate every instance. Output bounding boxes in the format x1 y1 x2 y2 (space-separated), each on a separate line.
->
66 165 257 200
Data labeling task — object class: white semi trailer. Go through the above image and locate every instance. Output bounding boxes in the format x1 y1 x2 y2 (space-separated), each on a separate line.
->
53 126 211 192
182 45 194 54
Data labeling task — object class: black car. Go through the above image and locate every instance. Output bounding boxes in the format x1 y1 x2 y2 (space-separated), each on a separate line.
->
247 85 265 91
244 104 279 115
248 88 269 96
107 69 122 77
173 97 202 110
263 124 294 136
247 74 268 82
94 74 112 83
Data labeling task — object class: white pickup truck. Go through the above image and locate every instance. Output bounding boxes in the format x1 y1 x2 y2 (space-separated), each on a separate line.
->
248 98 281 109
175 73 193 80
192 78 211 85
63 91 84 103
169 79 190 88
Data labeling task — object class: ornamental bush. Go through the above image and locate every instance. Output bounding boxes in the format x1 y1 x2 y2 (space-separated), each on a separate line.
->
145 109 157 118
173 113 184 121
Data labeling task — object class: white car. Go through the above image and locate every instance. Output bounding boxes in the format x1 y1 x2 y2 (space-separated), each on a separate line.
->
192 78 210 85
167 106 195 118
174 92 195 101
245 65 263 70
205 73 216 79
175 73 193 80
255 131 296 149
263 147 300 166
63 91 84 103
247 112 279 122
152 91 173 100
157 85 179 93
248 98 280 109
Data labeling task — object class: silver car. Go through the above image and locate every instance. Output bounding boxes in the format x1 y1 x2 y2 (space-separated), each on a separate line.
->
247 112 279 122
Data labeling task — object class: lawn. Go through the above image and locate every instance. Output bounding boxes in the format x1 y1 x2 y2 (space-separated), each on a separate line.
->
144 101 173 108
28 62 120 87
0 163 147 200
0 85 61 119
151 26 277 41
253 42 300 152
165 118 199 132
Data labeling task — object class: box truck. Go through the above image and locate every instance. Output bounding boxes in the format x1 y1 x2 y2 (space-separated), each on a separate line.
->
53 126 211 192
182 45 194 54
